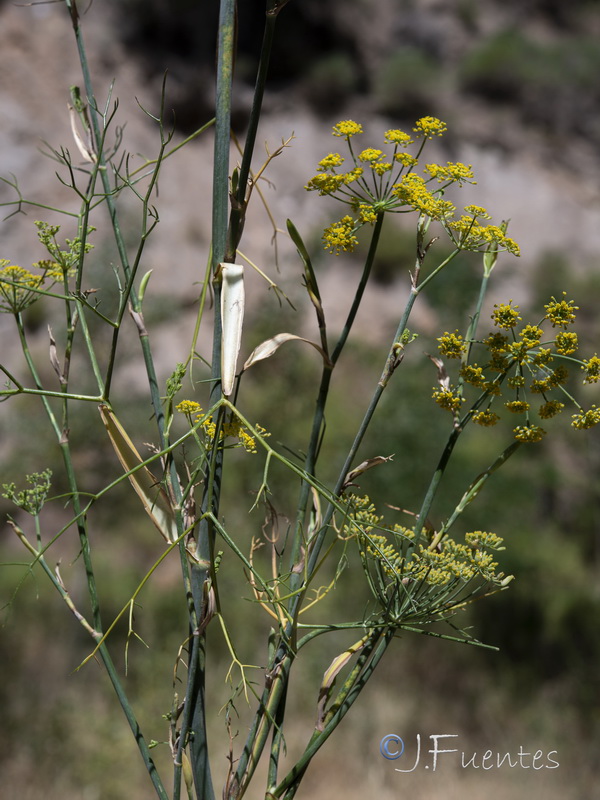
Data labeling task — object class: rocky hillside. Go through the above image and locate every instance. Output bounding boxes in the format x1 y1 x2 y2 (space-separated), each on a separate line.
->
3 0 600 268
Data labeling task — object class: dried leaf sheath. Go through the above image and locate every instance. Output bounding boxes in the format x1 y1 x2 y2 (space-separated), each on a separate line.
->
99 405 178 542
220 262 245 396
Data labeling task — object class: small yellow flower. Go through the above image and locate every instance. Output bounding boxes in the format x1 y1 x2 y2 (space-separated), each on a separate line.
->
332 120 363 138
485 332 509 352
392 173 454 219
469 549 499 578
507 375 526 388
571 405 600 430
460 364 487 387
555 331 578 354
394 152 418 168
472 409 500 426
492 301 521 329
487 351 510 373
499 235 520 257
432 387 464 413
514 424 546 442
539 400 565 419
519 325 543 344
305 172 346 195
425 162 474 184
448 219 520 255
532 348 553 366
582 354 600 383
547 365 569 387
483 380 503 396
0 262 44 313
530 379 549 394
201 416 217 441
358 148 384 163
465 531 504 550
317 153 345 170
33 259 65 281
322 216 358 255
544 292 578 327
342 166 364 184
413 116 447 138
356 203 378 224
437 330 466 359
464 205 491 219
384 129 413 146
176 400 202 415
505 400 530 413
223 420 258 453
507 341 530 362
372 161 393 175
571 406 600 430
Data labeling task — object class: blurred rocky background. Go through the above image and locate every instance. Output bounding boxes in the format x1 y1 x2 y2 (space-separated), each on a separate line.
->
1 1 599 798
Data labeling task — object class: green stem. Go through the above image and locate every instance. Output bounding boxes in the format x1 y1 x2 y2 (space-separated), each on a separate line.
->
231 213 386 798
185 1 236 797
226 6 279 259
412 426 461 542
270 630 394 799
17 304 168 799
16 314 61 440
438 440 522 539
412 265 494 542
65 1 133 288
291 212 386 578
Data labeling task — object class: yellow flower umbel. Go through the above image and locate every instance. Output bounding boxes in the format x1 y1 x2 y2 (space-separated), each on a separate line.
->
322 216 359 255
0 262 43 313
581 354 600 383
544 293 579 327
437 330 466 359
176 402 269 454
344 494 510 624
491 301 522 329
431 292 599 438
413 116 447 138
306 118 520 257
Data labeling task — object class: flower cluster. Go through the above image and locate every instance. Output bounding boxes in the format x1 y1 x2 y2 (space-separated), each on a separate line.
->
306 118 520 257
2 469 53 515
343 495 508 591
0 222 93 314
176 401 269 454
0 262 44 313
34 220 94 278
321 216 358 255
432 294 599 439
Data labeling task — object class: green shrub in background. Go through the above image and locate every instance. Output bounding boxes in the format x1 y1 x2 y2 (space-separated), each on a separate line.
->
1 2 599 799
460 28 600 137
303 52 359 114
374 47 441 119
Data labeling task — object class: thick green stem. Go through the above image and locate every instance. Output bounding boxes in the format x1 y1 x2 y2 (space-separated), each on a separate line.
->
439 440 522 539
185 1 236 797
231 214 389 798
413 265 493 541
290 212 386 579
270 629 394 799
